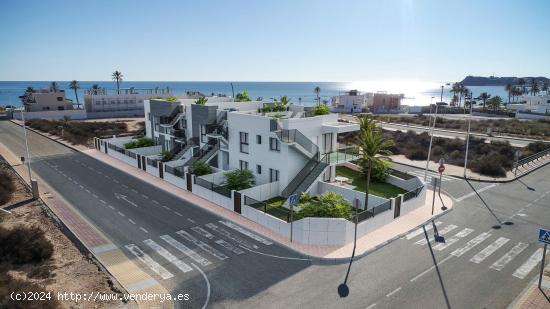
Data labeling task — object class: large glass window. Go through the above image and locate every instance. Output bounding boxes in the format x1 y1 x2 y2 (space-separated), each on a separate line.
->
269 168 279 182
239 160 249 170
240 132 249 153
269 137 280 151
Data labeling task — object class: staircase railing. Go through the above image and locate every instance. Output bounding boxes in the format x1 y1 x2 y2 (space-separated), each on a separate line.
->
184 139 219 167
275 128 319 158
281 153 328 198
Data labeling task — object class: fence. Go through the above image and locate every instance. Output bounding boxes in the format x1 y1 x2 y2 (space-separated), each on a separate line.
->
403 186 424 202
389 168 415 180
165 165 185 177
146 157 159 167
356 199 392 222
244 196 291 222
513 147 550 170
195 176 232 198
107 142 136 158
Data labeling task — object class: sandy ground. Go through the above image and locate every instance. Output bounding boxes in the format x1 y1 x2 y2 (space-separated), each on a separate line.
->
1 159 127 309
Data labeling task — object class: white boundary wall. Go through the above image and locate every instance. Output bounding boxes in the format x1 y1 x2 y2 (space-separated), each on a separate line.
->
239 181 280 201
317 182 388 210
192 181 233 210
163 171 186 189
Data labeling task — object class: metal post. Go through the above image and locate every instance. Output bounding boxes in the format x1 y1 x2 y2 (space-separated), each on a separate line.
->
353 199 360 252
431 178 437 215
424 103 439 181
539 243 547 289
514 150 520 177
290 202 294 242
20 109 32 182
463 102 473 177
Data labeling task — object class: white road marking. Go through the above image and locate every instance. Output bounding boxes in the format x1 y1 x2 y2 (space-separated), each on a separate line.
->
408 170 454 181
415 224 457 245
125 244 173 280
143 239 193 273
239 245 310 261
187 218 195 223
215 239 245 255
160 235 211 266
105 175 111 179
451 232 492 257
489 242 529 271
174 211 183 217
140 227 149 234
151 200 159 205
433 228 474 251
470 237 509 264
219 220 273 245
455 184 498 202
410 255 454 282
118 211 125 217
85 189 91 193
113 179 119 183
122 184 129 188
162 205 171 210
386 287 402 297
99 199 106 204
405 221 442 240
108 205 115 210
192 227 214 239
79 185 84 189
97 171 102 175
366 304 377 309
141 194 148 199
131 189 138 193
513 248 546 279
206 223 259 250
176 230 228 260
128 219 136 225
92 194 98 198
191 263 210 309
68 177 72 181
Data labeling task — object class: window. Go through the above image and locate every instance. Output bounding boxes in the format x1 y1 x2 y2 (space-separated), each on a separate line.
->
240 132 249 153
269 137 280 151
256 135 262 144
256 165 262 174
269 168 279 182
57 97 63 101
200 125 207 143
239 160 249 170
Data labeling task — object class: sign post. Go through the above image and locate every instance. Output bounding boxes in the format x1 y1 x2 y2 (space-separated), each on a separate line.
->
431 177 438 215
353 198 361 251
438 158 447 211
288 194 299 242
538 228 550 289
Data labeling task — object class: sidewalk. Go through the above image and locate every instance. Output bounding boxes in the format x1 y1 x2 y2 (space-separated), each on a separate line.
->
9 121 454 262
0 141 170 309
509 259 550 308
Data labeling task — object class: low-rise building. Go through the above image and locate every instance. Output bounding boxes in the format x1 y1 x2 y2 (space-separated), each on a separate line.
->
84 87 172 115
331 90 402 114
22 89 74 112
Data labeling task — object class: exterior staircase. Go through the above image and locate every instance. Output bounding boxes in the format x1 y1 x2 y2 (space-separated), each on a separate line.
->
281 156 329 198
173 137 198 161
184 139 219 167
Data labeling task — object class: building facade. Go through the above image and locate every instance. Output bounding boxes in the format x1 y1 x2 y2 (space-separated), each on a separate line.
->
23 89 74 112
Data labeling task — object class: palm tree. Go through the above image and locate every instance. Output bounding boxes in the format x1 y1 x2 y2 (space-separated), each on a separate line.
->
20 87 35 110
529 78 539 96
450 83 461 107
505 83 513 104
279 95 291 106
516 78 526 97
356 116 394 213
90 84 101 95
314 86 321 106
112 70 124 94
487 96 502 111
478 92 491 109
543 81 549 95
194 96 208 105
50 81 59 92
69 80 80 109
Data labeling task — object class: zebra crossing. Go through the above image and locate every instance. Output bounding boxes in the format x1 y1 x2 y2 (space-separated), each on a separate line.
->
406 170 456 183
124 220 271 281
405 222 547 280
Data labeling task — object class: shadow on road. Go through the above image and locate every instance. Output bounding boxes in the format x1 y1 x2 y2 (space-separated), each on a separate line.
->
465 179 513 229
517 178 536 191
423 225 451 309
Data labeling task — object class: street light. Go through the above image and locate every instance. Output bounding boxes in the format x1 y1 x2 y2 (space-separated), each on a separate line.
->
20 109 32 182
463 95 474 177
424 85 445 181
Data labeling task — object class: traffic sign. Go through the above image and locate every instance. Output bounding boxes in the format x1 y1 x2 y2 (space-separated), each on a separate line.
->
539 228 550 245
288 194 299 206
438 165 445 173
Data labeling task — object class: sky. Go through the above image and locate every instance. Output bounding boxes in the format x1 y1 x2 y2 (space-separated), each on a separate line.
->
1 0 549 82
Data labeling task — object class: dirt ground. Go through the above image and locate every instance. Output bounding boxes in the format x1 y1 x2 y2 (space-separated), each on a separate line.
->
1 160 127 309
81 118 144 132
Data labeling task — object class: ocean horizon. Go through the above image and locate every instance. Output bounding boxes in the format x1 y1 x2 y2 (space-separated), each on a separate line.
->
0 80 510 108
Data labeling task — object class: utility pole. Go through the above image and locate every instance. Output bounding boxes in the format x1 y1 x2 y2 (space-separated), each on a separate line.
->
20 109 32 182
424 103 439 181
463 97 473 177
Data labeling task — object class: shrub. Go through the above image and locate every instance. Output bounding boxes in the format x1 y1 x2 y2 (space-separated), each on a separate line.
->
160 150 173 162
0 168 15 205
0 226 54 264
27 119 127 146
192 161 212 176
224 169 255 191
0 274 61 309
166 95 178 102
470 158 506 177
312 104 330 116
295 192 352 220
359 158 390 182
124 137 154 149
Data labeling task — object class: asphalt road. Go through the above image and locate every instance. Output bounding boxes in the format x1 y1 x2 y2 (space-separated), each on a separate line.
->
2 119 549 309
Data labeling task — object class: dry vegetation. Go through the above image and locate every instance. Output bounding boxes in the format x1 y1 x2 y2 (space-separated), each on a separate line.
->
0 159 126 309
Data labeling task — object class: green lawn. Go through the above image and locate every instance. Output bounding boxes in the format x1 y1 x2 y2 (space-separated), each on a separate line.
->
254 197 292 221
335 166 406 198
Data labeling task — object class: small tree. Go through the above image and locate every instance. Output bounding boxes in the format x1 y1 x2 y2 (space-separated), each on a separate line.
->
160 150 174 162
312 104 330 115
224 169 255 190
166 95 178 102
192 161 212 176
235 90 251 102
195 96 208 105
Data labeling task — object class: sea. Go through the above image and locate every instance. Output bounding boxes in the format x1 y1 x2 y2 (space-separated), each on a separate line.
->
0 80 510 108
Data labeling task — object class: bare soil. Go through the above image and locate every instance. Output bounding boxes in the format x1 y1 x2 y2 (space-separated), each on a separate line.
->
0 159 126 309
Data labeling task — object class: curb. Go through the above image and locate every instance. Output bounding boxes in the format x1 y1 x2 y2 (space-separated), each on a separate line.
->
12 119 455 264
9 120 86 153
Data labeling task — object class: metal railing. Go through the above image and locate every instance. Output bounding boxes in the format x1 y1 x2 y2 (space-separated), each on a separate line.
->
244 196 292 222
514 148 550 169
146 157 159 167
356 199 392 222
281 153 325 198
107 143 136 158
389 168 416 180
195 177 232 198
325 146 359 164
165 165 185 177
403 186 424 202
275 129 319 157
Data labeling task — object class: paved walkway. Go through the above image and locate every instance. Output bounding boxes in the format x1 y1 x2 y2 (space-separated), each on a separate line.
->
0 141 170 309
510 259 550 308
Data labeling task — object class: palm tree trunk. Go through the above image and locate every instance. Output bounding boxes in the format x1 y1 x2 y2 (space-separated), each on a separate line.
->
116 80 120 95
74 89 80 108
363 159 372 213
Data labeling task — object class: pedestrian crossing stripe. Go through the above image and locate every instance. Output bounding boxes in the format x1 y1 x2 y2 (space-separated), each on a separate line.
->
490 242 528 271
160 235 211 267
407 170 455 181
469 237 509 264
433 228 474 251
125 244 174 280
143 239 193 273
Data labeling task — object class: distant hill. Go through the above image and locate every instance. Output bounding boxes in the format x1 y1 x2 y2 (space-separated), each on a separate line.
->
460 76 550 86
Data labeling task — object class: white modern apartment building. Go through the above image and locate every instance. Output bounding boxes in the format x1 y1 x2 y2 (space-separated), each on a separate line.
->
144 97 360 197
84 87 173 115
23 89 74 112
331 90 402 114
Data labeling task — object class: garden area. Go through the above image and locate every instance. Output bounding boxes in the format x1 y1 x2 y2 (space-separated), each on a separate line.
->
26 118 130 147
335 166 406 198
373 115 550 140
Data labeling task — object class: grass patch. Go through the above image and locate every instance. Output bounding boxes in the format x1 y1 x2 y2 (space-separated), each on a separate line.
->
335 166 406 198
257 197 291 221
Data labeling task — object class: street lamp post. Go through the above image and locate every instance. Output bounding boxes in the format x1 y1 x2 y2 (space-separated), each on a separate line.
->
463 97 473 177
20 109 32 182
424 86 444 181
